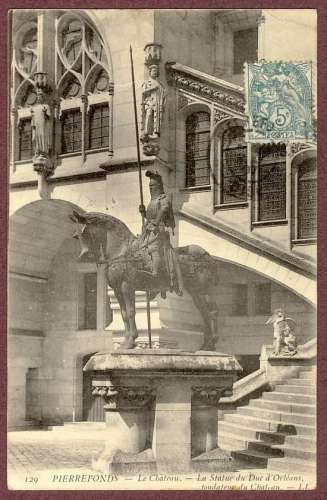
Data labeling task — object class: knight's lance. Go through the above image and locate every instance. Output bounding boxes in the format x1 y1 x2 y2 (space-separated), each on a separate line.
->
130 45 152 348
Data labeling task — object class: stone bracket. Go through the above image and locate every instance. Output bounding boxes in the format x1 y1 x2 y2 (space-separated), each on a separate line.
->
92 380 155 409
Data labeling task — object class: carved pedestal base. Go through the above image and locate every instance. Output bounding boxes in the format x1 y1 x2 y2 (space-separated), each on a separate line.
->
84 349 242 474
33 155 54 199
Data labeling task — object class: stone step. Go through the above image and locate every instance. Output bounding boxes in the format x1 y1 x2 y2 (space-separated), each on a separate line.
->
262 391 315 405
219 421 287 444
225 413 315 436
267 457 316 474
218 432 248 451
286 379 315 387
248 440 284 457
299 370 315 379
274 384 316 395
231 449 273 467
249 399 315 415
284 434 316 451
219 434 285 457
51 422 106 431
239 407 316 426
271 444 316 462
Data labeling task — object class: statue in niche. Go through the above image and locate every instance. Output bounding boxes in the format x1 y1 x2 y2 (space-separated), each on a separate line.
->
141 64 166 142
31 87 52 166
266 308 297 356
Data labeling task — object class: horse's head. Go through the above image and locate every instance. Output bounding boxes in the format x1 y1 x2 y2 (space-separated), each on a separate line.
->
70 210 134 263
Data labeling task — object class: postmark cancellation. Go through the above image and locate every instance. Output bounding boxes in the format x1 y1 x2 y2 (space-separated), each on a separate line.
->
245 61 314 143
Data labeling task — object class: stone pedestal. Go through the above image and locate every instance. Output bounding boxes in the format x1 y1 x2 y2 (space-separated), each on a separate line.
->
84 349 241 473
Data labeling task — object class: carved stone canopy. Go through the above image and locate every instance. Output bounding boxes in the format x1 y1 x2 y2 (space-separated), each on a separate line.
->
144 43 163 67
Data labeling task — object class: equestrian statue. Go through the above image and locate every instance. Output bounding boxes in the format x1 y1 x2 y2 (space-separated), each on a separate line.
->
71 170 219 350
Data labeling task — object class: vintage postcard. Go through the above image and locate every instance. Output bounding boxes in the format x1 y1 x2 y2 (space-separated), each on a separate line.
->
7 8 317 491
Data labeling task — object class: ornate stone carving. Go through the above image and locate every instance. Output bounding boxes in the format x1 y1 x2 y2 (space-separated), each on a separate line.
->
166 65 245 113
28 72 55 199
288 143 312 158
266 309 297 356
141 44 166 157
177 93 195 111
192 386 222 406
92 381 155 409
213 107 231 125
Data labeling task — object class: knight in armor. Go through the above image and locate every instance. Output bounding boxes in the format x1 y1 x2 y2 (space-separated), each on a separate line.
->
140 170 183 296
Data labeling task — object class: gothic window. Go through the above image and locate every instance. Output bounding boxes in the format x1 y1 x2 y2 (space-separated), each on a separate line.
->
233 28 258 74
221 126 247 204
296 158 317 240
11 13 113 170
11 21 38 164
257 144 286 222
18 27 38 75
57 13 112 158
18 118 33 160
61 19 83 66
89 104 109 149
185 112 210 187
61 109 82 153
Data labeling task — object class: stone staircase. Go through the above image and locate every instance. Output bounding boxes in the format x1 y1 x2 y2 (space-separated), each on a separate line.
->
218 367 316 474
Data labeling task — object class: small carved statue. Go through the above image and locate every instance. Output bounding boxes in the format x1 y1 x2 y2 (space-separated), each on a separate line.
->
141 65 166 142
266 308 297 356
139 170 182 297
31 87 52 164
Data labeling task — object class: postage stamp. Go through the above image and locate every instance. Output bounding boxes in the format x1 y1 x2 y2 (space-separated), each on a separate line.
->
245 61 314 143
7 7 318 493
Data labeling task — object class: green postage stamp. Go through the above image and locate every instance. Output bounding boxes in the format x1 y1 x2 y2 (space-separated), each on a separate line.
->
245 61 314 143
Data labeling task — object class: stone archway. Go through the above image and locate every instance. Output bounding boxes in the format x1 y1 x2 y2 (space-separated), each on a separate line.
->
9 198 85 280
8 199 86 428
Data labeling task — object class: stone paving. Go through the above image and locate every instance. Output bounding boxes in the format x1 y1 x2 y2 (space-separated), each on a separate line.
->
8 428 313 491
8 429 104 475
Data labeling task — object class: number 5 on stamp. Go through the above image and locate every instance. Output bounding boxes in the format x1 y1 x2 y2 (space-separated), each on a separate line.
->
245 61 314 143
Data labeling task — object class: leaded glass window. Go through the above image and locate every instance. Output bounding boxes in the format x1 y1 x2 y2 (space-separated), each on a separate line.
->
185 112 210 187
221 126 247 204
297 159 317 240
258 144 286 221
89 104 109 149
18 118 33 160
62 110 82 153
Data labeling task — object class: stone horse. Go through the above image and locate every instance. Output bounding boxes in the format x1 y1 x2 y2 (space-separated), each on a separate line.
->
71 210 219 350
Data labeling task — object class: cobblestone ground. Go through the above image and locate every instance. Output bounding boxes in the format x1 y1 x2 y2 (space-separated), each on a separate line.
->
8 430 104 477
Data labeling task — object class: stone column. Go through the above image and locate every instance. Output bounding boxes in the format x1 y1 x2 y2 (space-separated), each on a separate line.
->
153 378 192 473
91 379 154 471
191 386 221 457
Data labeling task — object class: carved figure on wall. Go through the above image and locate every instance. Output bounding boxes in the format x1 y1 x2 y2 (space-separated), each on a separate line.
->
266 308 297 356
71 174 219 350
31 88 52 164
141 65 166 142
